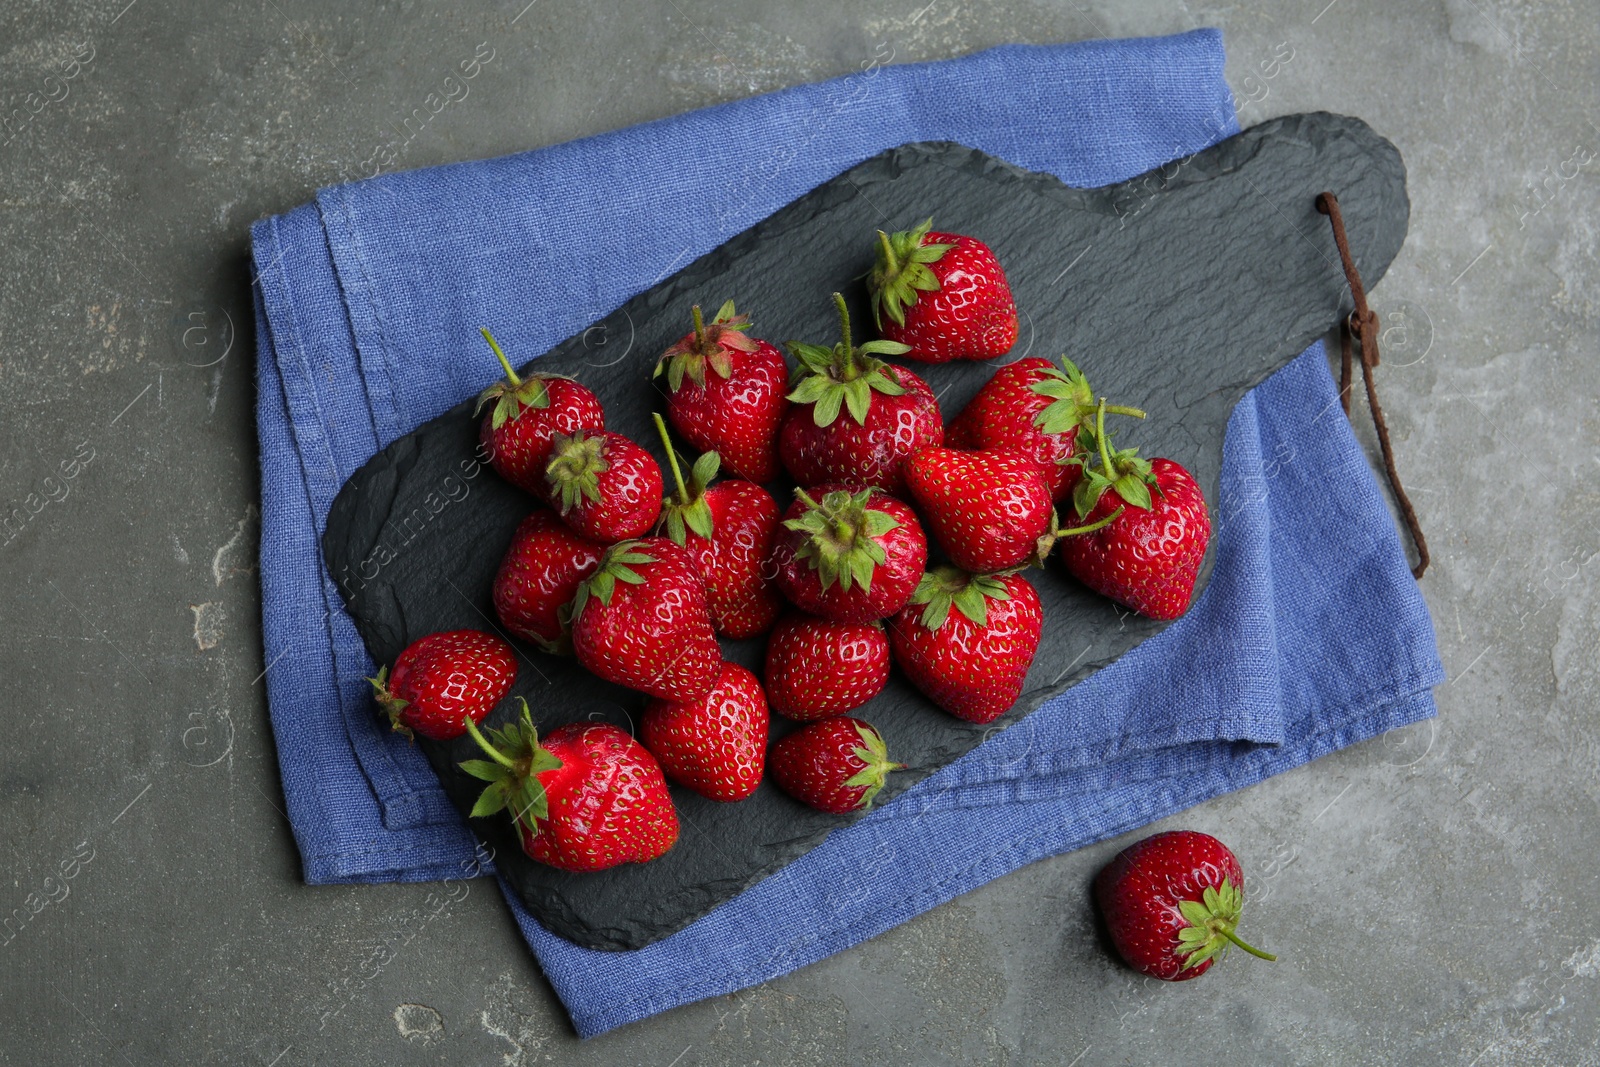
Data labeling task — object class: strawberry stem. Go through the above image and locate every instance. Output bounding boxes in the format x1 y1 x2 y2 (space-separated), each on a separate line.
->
876 230 899 275
462 713 517 771
1222 927 1277 962
1057 505 1124 537
1095 398 1115 475
834 292 857 382
794 487 821 511
652 412 691 506
480 327 521 386
690 304 707 351
1105 403 1147 420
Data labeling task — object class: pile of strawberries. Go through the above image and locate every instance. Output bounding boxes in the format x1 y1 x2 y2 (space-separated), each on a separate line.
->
368 220 1212 875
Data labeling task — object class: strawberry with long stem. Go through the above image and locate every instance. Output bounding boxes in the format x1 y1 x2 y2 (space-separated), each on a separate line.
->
1058 401 1211 620
462 698 678 872
476 328 605 495
948 356 1146 502
778 292 942 493
652 413 782 639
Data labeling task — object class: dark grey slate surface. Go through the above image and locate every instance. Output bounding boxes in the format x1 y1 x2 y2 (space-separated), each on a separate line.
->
323 113 1408 950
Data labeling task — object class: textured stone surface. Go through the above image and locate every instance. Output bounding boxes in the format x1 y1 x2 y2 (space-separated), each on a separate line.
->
324 118 1408 950
0 1 1595 1063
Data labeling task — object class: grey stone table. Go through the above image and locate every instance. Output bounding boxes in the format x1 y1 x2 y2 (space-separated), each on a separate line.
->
1 2 1594 1064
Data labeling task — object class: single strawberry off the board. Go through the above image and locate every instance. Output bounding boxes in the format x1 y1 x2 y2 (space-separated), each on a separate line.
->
1095 830 1276 981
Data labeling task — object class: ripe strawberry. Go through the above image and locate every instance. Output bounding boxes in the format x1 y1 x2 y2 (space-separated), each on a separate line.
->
888 568 1042 724
1058 404 1211 620
1094 829 1276 981
570 538 720 702
491 512 604 654
368 629 516 741
640 661 768 802
652 415 782 640
947 356 1145 502
779 292 942 494
763 613 890 721
771 484 927 624
475 329 606 494
867 219 1017 363
903 446 1054 573
655 301 789 483
462 699 678 872
542 429 664 543
770 717 903 814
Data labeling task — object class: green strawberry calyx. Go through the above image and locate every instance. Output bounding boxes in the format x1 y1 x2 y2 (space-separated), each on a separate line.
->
544 430 611 515
651 412 717 544
909 566 1011 630
1070 399 1160 523
868 218 956 329
653 300 758 392
474 328 558 430
366 666 416 740
1174 877 1277 971
786 292 911 427
569 541 656 620
843 720 905 811
461 697 564 829
1029 356 1146 438
785 486 900 594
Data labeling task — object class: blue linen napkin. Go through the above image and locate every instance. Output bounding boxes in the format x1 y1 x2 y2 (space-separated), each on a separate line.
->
251 29 1443 1035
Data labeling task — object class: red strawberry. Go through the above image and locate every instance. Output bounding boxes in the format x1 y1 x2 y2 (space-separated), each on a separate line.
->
903 446 1054 573
491 512 604 654
1094 829 1276 981
655 301 790 483
640 661 768 802
475 329 606 494
542 429 664 543
770 717 903 814
462 699 678 872
1058 405 1211 620
948 356 1145 502
888 568 1042 724
771 484 927 624
368 629 516 741
570 538 721 702
763 613 890 721
779 292 942 494
652 415 782 639
868 219 1017 363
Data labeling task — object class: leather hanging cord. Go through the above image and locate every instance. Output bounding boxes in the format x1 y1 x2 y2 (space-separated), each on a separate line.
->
1315 191 1430 580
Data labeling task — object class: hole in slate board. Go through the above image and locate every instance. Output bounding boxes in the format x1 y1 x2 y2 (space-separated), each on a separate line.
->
323 113 1408 950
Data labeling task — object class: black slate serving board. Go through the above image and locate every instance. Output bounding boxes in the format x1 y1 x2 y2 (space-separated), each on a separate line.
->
323 112 1408 951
